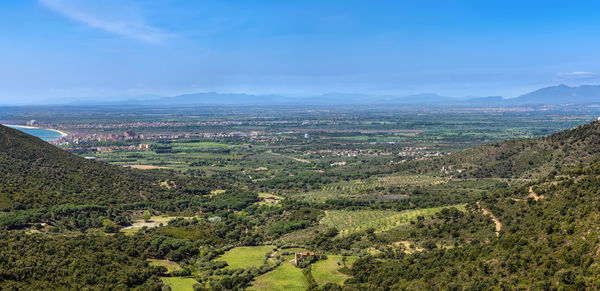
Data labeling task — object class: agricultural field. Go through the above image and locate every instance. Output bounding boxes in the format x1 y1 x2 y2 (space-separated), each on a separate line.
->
321 205 465 236
120 215 193 234
4 105 599 289
248 256 308 291
320 180 370 192
311 255 358 286
168 141 230 150
161 277 198 291
83 139 244 171
214 245 275 269
377 175 448 186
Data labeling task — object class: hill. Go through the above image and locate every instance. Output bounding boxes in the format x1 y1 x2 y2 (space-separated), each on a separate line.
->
345 121 600 288
509 84 600 105
0 125 169 211
347 162 600 288
403 121 600 179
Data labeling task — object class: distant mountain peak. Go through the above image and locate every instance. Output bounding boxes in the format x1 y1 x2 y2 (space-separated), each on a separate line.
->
510 84 600 105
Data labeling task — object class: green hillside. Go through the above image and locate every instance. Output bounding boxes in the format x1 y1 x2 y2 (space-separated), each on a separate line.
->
0 125 232 231
0 125 168 210
403 121 600 179
346 124 600 289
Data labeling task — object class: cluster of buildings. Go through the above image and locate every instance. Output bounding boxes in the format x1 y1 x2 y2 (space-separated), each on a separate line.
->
49 130 264 146
300 147 438 159
65 143 152 153
48 126 297 147
49 131 143 145
63 120 244 129
440 165 466 175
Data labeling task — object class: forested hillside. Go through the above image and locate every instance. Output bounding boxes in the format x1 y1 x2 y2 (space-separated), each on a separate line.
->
0 232 165 290
0 125 232 231
402 121 600 179
346 125 600 289
0 125 168 210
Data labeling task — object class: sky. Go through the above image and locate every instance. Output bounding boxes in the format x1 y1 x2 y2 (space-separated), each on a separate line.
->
2 0 600 104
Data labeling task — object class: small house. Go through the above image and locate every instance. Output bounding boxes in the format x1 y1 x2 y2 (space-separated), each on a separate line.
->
294 251 320 265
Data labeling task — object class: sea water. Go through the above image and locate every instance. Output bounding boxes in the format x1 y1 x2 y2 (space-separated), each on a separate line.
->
6 125 62 141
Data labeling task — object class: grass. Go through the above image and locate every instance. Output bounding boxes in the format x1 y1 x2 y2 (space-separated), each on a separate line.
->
215 245 275 269
87 141 242 172
312 255 358 286
258 192 284 199
161 277 198 291
321 205 465 236
377 175 448 186
248 255 308 291
210 189 227 196
148 259 182 273
120 215 194 234
170 141 229 149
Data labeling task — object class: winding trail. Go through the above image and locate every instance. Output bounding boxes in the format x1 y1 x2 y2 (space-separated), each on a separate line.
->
477 202 502 237
528 186 544 201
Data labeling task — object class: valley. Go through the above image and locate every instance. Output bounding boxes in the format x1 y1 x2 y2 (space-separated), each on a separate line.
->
1 106 600 290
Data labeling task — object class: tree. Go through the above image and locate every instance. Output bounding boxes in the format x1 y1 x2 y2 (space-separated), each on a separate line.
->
143 211 152 222
102 218 117 233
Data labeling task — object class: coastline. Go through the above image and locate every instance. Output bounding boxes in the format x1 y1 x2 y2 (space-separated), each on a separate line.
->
3 124 68 137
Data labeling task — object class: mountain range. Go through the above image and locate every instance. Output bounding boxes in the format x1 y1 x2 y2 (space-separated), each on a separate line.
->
100 84 600 106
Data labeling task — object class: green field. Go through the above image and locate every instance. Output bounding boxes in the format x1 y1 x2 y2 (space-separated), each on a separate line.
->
161 277 198 291
120 215 191 234
312 255 358 286
170 141 230 149
248 256 308 291
321 205 465 236
215 245 275 269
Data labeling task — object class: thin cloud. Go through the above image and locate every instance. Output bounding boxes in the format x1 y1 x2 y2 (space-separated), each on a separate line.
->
39 0 169 43
566 71 595 76
557 71 599 81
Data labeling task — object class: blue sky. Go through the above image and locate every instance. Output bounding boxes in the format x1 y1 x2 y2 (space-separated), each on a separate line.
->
1 0 600 104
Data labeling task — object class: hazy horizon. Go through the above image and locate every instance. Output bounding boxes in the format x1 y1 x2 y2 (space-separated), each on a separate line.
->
2 0 600 104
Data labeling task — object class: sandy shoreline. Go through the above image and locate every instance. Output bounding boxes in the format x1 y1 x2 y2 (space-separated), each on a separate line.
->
3 124 68 137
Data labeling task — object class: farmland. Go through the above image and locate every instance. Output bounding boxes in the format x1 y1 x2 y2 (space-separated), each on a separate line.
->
311 255 358 286
320 205 465 236
214 245 275 269
161 277 198 291
2 105 600 289
248 256 308 291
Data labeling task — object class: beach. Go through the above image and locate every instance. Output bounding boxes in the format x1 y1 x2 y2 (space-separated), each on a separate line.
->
3 124 68 137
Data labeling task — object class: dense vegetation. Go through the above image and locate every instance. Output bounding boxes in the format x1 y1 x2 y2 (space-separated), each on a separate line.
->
0 232 164 290
341 123 600 289
3 110 600 289
0 125 169 210
401 121 600 180
346 163 600 289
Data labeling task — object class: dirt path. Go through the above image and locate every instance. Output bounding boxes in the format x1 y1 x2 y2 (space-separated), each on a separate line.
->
269 152 311 163
477 202 502 237
528 186 544 201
